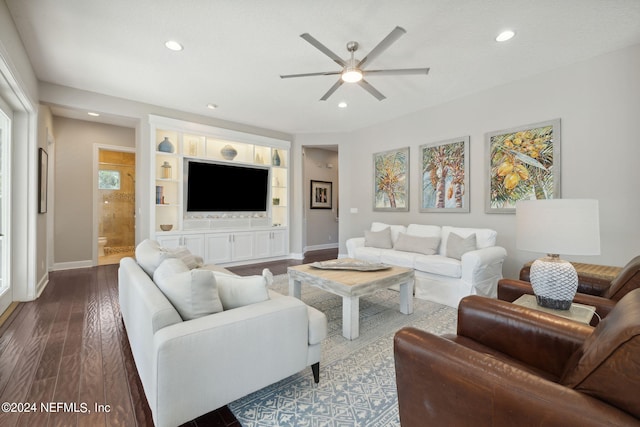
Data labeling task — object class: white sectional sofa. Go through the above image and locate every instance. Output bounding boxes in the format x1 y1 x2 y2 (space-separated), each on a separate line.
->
346 222 507 308
119 240 327 427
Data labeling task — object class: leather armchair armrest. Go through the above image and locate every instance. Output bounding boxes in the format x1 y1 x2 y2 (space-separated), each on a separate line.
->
456 295 592 377
394 327 640 427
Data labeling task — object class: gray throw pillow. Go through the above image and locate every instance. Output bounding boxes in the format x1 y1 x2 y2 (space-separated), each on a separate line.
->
214 273 270 310
446 232 477 260
154 258 223 320
170 246 203 269
394 233 440 255
364 227 393 249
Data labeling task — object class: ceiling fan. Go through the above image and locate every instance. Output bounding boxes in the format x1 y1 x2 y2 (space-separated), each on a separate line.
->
280 26 429 101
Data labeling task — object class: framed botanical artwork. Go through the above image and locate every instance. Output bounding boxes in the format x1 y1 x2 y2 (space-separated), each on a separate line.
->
310 180 332 209
38 148 48 214
420 136 470 213
373 147 409 211
485 119 561 213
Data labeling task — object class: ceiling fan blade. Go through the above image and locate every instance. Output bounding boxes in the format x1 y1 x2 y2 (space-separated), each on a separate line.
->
280 71 341 79
364 67 430 76
357 26 406 69
300 33 347 67
320 79 344 101
358 79 386 101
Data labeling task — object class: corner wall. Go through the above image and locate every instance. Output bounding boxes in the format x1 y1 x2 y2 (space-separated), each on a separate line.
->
339 44 640 279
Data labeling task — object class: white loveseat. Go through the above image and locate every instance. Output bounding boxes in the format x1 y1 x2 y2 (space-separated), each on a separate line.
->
119 240 327 427
346 222 507 308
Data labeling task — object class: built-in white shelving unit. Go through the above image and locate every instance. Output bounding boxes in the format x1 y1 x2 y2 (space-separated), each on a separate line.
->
148 115 290 265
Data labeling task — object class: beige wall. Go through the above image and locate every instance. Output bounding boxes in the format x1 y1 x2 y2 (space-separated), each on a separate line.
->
335 44 640 279
52 117 135 265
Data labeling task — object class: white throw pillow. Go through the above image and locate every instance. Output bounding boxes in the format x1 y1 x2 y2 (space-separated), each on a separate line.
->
170 246 203 269
446 232 477 260
215 274 270 310
364 227 393 249
135 239 175 277
154 258 223 320
394 232 441 255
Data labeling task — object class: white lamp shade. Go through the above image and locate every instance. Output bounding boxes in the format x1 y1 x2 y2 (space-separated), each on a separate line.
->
516 199 601 256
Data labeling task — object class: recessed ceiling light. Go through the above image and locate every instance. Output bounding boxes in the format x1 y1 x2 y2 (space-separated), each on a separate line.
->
496 30 515 42
165 40 183 51
338 101 348 108
207 103 218 110
88 112 100 117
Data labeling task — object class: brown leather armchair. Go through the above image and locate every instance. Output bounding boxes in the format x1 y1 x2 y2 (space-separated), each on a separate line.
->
394 289 640 426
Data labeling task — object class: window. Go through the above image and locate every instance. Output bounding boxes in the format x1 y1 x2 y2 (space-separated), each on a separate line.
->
98 170 120 190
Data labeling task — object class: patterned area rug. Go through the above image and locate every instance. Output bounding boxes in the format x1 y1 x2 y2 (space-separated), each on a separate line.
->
229 274 458 426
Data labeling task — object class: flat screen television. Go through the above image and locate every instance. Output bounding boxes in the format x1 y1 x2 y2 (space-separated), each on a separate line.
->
185 160 270 212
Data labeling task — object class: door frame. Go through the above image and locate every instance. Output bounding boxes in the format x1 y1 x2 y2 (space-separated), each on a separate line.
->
92 144 136 266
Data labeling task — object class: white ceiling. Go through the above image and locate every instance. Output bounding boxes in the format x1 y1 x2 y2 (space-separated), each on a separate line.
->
6 0 640 134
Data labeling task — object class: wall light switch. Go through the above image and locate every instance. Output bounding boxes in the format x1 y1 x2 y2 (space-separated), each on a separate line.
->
350 208 358 214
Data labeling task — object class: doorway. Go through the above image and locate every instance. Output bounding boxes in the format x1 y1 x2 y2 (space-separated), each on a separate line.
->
96 148 135 265
0 101 10 314
302 146 339 254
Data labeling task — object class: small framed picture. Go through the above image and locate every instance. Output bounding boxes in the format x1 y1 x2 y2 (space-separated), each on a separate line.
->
310 180 332 209
39 148 48 214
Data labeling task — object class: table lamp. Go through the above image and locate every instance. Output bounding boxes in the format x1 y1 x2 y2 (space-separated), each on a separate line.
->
516 199 600 310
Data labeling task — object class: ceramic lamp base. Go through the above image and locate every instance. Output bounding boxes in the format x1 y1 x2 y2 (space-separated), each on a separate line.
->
530 255 578 310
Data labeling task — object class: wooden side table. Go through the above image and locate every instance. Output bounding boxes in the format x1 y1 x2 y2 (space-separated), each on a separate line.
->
513 294 596 325
520 261 622 296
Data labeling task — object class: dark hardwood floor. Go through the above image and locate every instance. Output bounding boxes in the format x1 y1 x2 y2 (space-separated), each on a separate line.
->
0 248 337 426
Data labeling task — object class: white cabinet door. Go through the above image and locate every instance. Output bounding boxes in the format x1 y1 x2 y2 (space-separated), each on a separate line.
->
182 234 205 259
156 235 181 249
205 233 232 264
231 232 254 261
254 231 271 259
270 229 287 256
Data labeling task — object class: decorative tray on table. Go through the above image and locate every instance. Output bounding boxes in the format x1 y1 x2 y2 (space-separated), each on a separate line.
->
309 260 391 271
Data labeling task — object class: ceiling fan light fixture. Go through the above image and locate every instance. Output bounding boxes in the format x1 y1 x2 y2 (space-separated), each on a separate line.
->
165 40 183 51
341 67 363 83
496 30 515 42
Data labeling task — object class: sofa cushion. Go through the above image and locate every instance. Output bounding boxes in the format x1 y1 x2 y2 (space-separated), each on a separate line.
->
446 232 477 260
381 249 417 269
214 274 270 310
153 258 223 320
352 246 383 263
371 222 407 245
365 227 393 249
414 254 462 278
406 224 441 238
394 232 440 255
440 226 496 255
136 239 175 277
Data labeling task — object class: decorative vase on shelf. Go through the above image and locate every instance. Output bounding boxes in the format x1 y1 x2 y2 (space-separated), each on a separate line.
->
272 149 281 166
221 144 238 160
161 161 172 179
158 137 175 153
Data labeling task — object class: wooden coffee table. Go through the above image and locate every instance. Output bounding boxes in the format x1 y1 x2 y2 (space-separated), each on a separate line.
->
288 259 415 340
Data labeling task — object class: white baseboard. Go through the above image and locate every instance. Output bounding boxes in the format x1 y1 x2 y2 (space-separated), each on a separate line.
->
289 252 304 260
303 243 339 253
36 273 49 298
52 260 94 271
